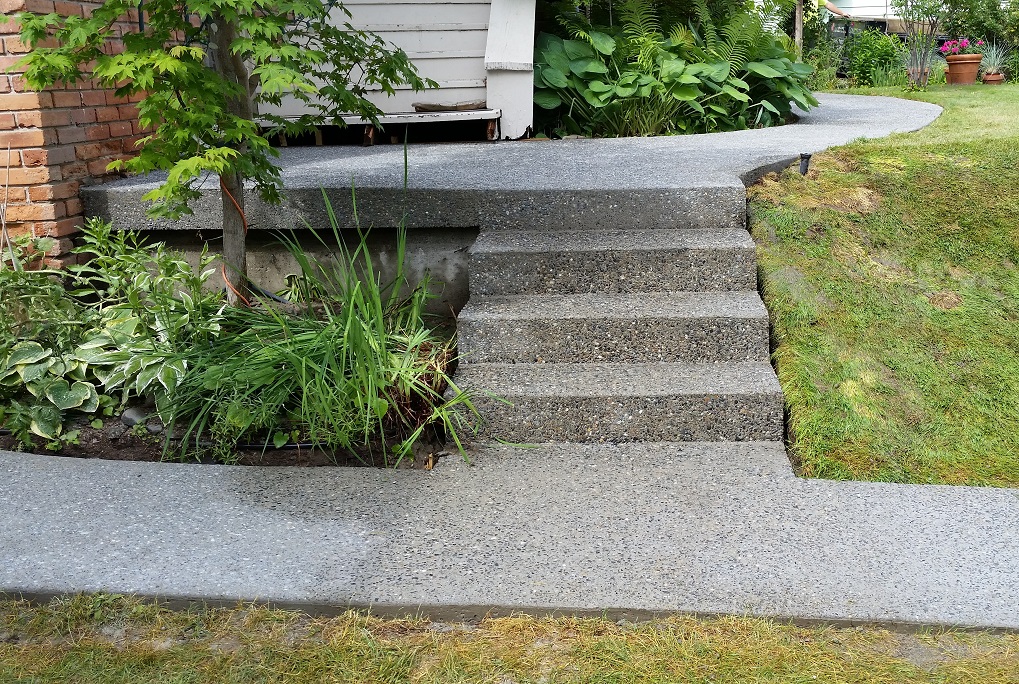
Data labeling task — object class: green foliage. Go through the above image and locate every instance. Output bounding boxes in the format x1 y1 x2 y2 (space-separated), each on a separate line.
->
1 214 474 464
943 0 1009 42
0 222 219 448
0 261 106 447
804 35 845 90
13 0 430 221
533 0 815 137
163 200 476 464
844 29 905 86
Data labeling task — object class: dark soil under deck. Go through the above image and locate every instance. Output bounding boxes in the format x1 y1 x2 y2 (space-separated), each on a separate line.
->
0 420 448 469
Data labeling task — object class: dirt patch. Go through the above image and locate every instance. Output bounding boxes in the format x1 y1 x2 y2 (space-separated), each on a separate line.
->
861 632 1002 672
0 418 449 469
927 291 963 310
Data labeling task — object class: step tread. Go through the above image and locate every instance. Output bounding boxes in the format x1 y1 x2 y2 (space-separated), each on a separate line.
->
455 361 781 397
460 291 767 321
471 228 754 254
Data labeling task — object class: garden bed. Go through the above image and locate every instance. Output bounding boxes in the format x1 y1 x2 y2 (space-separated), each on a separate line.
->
0 422 449 468
0 219 475 469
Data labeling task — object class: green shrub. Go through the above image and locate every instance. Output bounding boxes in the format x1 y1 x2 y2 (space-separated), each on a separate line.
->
0 221 216 448
0 266 107 447
2 211 473 464
533 0 816 137
943 0 1009 43
805 34 845 90
845 29 904 86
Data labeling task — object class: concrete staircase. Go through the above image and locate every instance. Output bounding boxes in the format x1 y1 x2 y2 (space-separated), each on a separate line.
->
453 225 784 445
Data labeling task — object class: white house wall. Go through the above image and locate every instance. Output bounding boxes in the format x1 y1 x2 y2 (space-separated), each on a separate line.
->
834 1 894 19
266 0 537 138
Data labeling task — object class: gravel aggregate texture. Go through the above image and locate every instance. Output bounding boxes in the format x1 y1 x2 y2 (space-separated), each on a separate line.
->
458 292 769 363
5 94 981 629
454 362 784 442
83 94 942 233
469 229 757 295
4 443 1019 629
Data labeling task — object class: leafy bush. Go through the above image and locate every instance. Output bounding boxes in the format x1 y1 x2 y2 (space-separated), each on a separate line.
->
533 0 816 137
845 29 905 86
805 34 845 90
0 221 218 447
943 0 1009 43
0 213 476 465
0 266 107 447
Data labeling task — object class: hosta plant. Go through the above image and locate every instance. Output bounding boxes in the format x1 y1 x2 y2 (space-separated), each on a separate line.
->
533 0 815 137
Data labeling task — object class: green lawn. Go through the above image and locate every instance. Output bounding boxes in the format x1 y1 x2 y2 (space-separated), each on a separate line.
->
2 595 1019 683
750 84 1019 486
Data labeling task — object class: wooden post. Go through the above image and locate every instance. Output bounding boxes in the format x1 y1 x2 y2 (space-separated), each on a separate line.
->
795 0 804 58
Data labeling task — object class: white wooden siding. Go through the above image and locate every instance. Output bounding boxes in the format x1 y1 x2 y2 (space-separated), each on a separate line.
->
265 0 536 138
271 0 493 116
833 1 894 18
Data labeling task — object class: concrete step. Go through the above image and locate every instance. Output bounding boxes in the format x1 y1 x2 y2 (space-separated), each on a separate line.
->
454 361 783 443
469 229 756 295
458 291 769 363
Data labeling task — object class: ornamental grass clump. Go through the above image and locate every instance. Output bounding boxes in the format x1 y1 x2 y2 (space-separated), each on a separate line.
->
163 196 477 465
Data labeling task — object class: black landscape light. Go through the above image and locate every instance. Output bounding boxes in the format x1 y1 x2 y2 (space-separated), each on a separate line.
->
799 153 812 175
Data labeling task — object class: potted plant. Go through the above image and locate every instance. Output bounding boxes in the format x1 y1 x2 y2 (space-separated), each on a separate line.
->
941 38 985 84
980 42 1011 85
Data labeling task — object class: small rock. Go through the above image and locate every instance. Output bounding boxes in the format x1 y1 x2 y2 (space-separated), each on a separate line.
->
105 422 129 440
146 421 164 435
120 407 148 427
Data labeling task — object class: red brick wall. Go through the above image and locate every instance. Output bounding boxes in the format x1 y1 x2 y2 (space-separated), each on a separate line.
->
1 0 143 265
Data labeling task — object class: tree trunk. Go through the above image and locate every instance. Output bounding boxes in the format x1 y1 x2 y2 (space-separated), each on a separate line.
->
219 169 247 306
212 15 254 306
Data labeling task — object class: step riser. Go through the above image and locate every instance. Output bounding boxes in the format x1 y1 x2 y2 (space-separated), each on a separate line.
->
466 394 784 443
458 318 769 363
469 249 756 296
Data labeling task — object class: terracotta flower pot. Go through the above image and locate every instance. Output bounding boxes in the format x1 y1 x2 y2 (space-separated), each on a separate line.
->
945 53 983 85
982 72 1005 85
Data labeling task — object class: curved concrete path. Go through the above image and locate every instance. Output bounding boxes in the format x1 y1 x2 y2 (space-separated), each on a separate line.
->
83 94 942 234
11 94 1013 631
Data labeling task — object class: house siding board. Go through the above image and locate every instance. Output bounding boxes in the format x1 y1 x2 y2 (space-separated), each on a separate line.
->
276 0 493 115
835 1 893 18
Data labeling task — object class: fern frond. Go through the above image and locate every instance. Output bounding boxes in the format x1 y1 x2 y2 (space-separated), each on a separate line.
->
693 0 718 53
557 8 595 46
619 0 663 70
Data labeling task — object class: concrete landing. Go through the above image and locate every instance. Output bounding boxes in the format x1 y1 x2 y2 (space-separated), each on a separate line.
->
3 444 1018 629
83 94 943 234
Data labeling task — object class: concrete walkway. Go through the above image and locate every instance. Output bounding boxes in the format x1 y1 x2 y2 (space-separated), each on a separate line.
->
10 94 1012 630
4 444 1019 628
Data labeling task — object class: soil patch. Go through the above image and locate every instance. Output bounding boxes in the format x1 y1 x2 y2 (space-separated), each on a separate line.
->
0 418 447 469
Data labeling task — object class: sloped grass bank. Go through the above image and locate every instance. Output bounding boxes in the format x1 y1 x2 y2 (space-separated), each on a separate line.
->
2 595 1019 683
751 85 1019 486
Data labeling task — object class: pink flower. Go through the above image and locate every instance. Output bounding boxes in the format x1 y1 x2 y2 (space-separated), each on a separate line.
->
960 38 969 48
977 39 985 46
